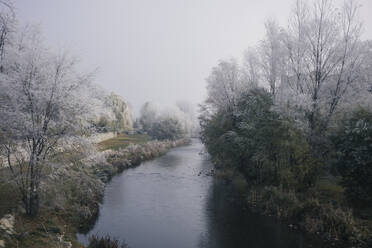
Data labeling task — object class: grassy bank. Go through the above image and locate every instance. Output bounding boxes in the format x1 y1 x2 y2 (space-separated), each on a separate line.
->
98 133 151 151
0 134 190 248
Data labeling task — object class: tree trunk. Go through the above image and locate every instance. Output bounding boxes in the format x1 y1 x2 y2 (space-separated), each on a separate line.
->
28 191 39 216
25 152 40 216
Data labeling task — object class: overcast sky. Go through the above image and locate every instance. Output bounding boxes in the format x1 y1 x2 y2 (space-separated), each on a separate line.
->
16 0 372 114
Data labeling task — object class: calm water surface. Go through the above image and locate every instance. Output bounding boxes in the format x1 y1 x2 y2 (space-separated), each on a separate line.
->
78 139 323 248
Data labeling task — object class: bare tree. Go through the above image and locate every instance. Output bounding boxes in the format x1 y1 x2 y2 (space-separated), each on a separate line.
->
281 0 365 140
0 28 91 216
283 0 309 94
242 48 261 88
259 19 286 98
0 0 15 71
205 59 243 114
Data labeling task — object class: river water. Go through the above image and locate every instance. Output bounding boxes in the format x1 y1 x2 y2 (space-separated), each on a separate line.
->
78 139 323 248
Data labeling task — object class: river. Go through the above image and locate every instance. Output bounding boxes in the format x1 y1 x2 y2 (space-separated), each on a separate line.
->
77 139 323 248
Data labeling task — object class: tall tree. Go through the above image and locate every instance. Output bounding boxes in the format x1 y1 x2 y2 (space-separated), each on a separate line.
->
259 19 285 98
282 0 365 142
139 102 158 132
242 48 261 88
205 59 243 114
0 27 91 216
0 0 15 71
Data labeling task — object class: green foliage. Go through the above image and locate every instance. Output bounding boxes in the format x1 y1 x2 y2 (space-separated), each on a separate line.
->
231 173 249 193
250 186 359 242
298 199 356 241
315 177 344 203
278 127 321 191
259 186 300 218
201 87 320 190
332 109 372 206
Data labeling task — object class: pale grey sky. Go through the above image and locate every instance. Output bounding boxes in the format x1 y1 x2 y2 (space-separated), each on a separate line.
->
16 0 372 113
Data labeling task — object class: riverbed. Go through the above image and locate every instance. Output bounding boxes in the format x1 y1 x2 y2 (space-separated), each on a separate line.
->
78 139 323 248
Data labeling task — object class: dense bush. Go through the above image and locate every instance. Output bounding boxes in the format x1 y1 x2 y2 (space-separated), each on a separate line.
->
201 87 320 190
332 109 372 206
248 186 359 242
149 117 185 140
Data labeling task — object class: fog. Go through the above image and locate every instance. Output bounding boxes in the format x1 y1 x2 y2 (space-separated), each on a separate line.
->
16 0 372 114
2 1 372 247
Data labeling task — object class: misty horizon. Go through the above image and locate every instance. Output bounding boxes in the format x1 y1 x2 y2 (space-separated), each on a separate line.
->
2 1 372 248
16 0 372 114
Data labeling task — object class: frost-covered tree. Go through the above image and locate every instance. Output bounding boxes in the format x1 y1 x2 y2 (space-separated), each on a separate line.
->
138 102 190 140
82 84 133 133
259 19 286 98
279 0 367 141
282 0 309 94
242 48 261 89
200 0 372 187
206 59 244 114
0 0 15 71
0 27 91 216
104 93 132 131
150 116 185 140
176 100 197 136
138 102 158 133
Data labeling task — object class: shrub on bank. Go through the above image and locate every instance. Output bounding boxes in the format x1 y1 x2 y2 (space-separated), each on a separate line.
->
299 199 356 241
107 139 190 171
332 109 372 207
88 235 128 248
246 186 365 244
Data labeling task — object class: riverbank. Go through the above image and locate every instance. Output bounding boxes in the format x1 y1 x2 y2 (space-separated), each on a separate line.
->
78 139 324 248
0 135 190 248
215 168 372 248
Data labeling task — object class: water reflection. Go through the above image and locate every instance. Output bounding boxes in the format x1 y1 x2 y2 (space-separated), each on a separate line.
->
198 180 320 248
78 139 322 248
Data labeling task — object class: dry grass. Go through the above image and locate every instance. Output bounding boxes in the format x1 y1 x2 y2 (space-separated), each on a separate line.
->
11 210 85 248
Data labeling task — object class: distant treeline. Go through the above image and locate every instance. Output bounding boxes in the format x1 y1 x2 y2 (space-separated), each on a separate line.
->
134 101 199 140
